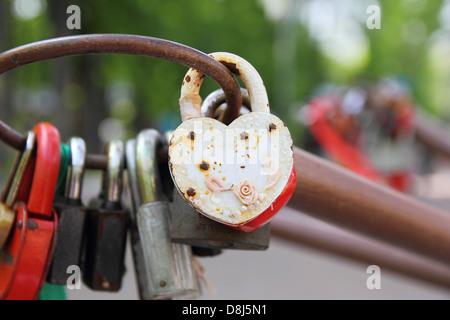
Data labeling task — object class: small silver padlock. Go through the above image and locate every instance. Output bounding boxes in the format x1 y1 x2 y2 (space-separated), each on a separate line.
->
126 129 200 300
125 138 150 300
82 140 129 292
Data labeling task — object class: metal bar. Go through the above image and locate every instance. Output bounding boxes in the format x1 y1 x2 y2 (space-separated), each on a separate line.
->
271 211 450 290
415 113 450 160
287 146 450 266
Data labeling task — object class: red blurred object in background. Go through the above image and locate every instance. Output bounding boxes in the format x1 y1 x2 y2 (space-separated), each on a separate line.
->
305 83 415 194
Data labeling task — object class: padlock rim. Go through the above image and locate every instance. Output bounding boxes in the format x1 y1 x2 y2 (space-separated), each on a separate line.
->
27 123 61 219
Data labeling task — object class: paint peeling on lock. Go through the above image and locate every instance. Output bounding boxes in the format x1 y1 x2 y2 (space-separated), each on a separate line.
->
170 52 296 230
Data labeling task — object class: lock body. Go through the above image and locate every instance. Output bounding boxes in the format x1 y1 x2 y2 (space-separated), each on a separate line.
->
47 137 87 285
127 129 200 300
83 202 129 291
47 201 86 284
137 201 198 299
166 130 269 254
170 189 270 250
82 140 129 292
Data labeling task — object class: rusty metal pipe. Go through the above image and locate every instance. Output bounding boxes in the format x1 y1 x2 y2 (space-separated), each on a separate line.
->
271 211 450 290
415 113 450 160
0 34 242 163
288 147 450 266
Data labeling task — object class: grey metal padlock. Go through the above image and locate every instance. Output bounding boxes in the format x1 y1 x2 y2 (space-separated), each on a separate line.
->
47 137 87 285
126 129 200 300
125 138 150 300
82 140 129 292
170 189 270 251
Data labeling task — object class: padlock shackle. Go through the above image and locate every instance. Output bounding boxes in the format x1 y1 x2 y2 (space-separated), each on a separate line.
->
103 140 125 203
125 139 141 211
201 88 251 119
180 52 270 122
136 129 164 203
65 137 87 201
3 132 35 207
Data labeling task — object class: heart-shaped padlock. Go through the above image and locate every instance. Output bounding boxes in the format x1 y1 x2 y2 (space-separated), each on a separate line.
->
169 52 296 232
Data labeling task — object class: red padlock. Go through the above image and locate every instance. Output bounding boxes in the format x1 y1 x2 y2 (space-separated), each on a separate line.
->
306 94 414 193
306 96 379 181
0 122 60 300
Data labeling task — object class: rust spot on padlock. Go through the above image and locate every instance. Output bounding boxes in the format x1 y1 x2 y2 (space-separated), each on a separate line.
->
17 219 38 231
240 132 249 140
188 131 195 140
220 61 240 76
269 123 277 132
0 250 14 266
160 280 166 287
102 280 110 289
199 161 210 172
27 219 38 231
185 75 191 82
186 188 196 197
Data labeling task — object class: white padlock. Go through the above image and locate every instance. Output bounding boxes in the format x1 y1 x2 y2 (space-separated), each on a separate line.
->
169 52 296 232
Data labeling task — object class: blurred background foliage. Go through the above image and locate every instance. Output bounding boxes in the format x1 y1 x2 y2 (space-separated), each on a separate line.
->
0 0 449 171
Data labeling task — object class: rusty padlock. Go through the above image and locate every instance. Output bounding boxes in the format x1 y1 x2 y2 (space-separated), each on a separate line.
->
82 140 129 292
46 137 87 285
128 129 199 300
167 95 271 252
169 52 296 232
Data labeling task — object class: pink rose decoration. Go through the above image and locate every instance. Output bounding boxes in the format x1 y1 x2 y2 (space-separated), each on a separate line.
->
232 180 259 206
